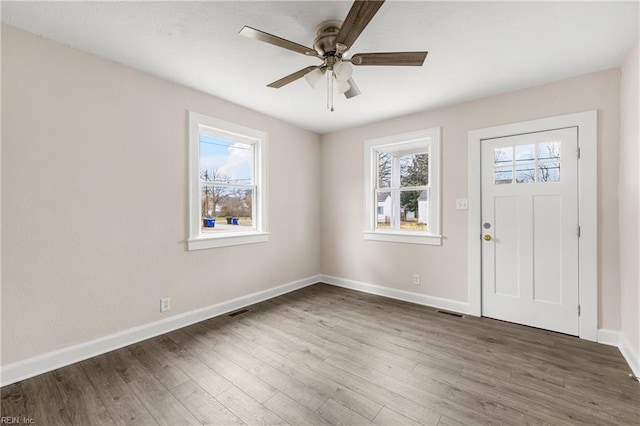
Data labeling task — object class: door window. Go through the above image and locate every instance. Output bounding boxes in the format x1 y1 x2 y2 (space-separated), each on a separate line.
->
493 141 562 185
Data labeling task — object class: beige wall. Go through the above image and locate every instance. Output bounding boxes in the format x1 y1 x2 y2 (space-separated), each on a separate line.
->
1 25 321 364
619 40 639 360
1 23 631 368
321 69 622 330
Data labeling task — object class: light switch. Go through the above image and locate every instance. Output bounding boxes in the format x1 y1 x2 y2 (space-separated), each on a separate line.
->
456 199 468 210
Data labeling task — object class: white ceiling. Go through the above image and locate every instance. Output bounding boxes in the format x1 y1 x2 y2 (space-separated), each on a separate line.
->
2 1 638 134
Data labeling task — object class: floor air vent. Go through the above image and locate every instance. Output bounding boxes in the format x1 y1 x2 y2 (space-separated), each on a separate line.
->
228 309 250 317
436 310 464 318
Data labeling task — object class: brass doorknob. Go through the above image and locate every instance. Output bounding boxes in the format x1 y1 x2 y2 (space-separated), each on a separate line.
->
483 234 492 241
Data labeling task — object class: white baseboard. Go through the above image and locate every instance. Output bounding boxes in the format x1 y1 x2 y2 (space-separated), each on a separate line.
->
320 274 470 315
619 333 640 379
597 329 639 380
0 275 320 387
597 328 621 346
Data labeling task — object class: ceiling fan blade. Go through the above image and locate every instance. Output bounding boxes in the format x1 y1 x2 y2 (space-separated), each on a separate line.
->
350 51 428 66
267 66 319 88
344 78 361 99
335 0 385 50
240 26 318 57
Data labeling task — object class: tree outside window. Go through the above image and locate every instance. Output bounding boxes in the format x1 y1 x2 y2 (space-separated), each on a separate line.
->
376 150 430 231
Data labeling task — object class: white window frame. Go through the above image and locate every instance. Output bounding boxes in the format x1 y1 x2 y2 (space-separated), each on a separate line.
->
363 127 442 245
188 112 269 250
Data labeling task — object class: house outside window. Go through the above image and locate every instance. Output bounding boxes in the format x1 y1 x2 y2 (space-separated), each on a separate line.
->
188 112 268 250
364 128 441 245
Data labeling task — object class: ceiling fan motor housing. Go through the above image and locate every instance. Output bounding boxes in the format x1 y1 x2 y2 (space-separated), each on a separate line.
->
313 20 344 57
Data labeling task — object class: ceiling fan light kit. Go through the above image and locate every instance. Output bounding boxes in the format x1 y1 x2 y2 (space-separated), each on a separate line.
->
239 0 428 112
304 67 325 89
333 61 353 81
335 79 351 95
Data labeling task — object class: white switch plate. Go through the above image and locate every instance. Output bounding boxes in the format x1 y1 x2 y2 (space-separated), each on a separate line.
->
456 198 469 210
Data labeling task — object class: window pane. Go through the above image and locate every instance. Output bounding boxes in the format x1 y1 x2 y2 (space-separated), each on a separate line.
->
365 127 440 241
538 162 561 182
494 166 513 184
377 152 392 188
200 135 253 184
494 147 513 165
515 164 536 183
400 153 428 187
400 190 428 231
538 141 560 161
201 185 229 219
201 186 253 233
376 191 392 229
515 144 535 162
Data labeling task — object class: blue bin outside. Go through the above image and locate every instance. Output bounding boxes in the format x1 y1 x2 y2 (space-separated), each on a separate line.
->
232 217 239 225
203 218 215 227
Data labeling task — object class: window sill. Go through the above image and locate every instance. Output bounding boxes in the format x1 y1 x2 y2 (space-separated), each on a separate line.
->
187 232 270 251
363 231 442 246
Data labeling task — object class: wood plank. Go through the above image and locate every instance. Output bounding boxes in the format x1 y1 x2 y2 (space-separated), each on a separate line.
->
208 313 293 357
128 341 190 390
127 375 200 425
412 352 621 425
263 392 331 426
209 339 329 411
234 311 336 361
437 414 469 426
151 335 233 398
325 353 523 425
188 316 383 420
19 372 73 425
180 322 330 412
103 345 200 425
170 380 244 425
244 303 377 365
287 350 444 426
80 355 157 425
373 406 422 426
217 386 288 426
178 327 279 403
107 348 150 384
53 363 115 425
1 382 27 418
316 398 376 426
250 344 383 421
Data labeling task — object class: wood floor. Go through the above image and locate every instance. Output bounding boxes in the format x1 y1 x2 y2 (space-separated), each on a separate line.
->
2 283 639 425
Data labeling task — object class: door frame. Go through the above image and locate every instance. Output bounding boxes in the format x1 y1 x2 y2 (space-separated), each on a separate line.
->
468 111 597 341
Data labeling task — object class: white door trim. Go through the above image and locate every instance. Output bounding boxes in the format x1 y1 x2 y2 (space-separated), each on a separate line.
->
468 110 597 341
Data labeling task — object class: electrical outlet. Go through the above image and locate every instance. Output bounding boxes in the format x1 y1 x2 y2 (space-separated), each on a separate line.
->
456 198 469 210
412 274 421 286
160 297 171 312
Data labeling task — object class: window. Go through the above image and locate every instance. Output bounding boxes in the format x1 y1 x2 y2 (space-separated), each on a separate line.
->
364 128 441 245
188 112 268 250
494 141 561 185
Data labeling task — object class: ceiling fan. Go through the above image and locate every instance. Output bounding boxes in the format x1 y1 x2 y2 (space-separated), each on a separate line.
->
239 0 428 111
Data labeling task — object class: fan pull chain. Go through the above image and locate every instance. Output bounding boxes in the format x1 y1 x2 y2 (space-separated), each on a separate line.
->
327 71 334 112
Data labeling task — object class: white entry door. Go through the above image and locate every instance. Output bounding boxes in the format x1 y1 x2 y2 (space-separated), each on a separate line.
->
481 127 579 335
